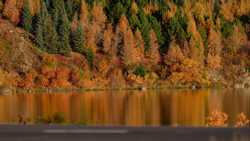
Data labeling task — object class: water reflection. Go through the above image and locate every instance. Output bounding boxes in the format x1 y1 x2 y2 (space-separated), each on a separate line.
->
0 89 249 126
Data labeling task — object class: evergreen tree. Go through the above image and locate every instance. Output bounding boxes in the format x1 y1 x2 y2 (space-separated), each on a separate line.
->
21 0 32 32
70 23 84 53
35 0 48 50
56 0 71 55
35 1 58 53
43 16 59 54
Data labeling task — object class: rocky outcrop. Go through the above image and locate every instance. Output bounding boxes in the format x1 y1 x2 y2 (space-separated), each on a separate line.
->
0 18 41 73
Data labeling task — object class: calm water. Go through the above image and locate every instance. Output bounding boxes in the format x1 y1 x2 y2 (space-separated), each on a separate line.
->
0 89 249 126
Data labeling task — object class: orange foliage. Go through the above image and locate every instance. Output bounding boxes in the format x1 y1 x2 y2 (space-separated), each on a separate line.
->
146 30 161 65
85 3 107 53
206 110 228 127
41 65 56 79
143 3 159 15
127 74 144 85
93 54 111 78
18 69 37 88
235 113 250 127
71 13 78 32
168 58 209 85
108 68 126 88
103 23 114 54
3 0 21 24
134 29 145 62
164 41 185 67
36 75 49 87
2 0 40 24
207 29 222 70
79 0 89 31
116 16 142 66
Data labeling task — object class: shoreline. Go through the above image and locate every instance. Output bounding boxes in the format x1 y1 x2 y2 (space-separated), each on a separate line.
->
0 84 232 94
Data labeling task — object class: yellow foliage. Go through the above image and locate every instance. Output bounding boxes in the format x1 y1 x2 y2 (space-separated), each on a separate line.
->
164 40 185 66
143 3 159 15
131 1 138 15
163 2 177 22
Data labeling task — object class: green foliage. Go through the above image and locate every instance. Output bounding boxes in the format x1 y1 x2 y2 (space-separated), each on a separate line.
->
70 24 84 54
84 48 94 69
107 2 127 23
148 15 164 46
43 16 59 54
21 0 32 32
53 112 65 124
34 1 48 50
166 10 189 41
221 18 234 38
239 15 250 25
198 26 208 51
160 9 189 53
34 1 58 53
0 0 3 13
133 65 147 77
173 0 184 6
65 0 81 21
138 9 151 51
56 0 71 55
212 0 221 22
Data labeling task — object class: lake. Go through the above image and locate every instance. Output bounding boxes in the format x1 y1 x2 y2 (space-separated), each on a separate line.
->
0 89 249 126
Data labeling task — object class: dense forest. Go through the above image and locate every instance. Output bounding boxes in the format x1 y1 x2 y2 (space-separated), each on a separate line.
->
0 0 249 89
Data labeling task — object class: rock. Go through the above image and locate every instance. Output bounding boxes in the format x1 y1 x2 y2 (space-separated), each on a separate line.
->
0 86 12 95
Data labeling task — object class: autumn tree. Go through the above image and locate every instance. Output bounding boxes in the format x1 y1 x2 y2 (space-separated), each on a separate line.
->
146 29 161 65
164 40 185 66
115 15 141 66
79 0 89 31
85 3 107 53
103 23 114 54
21 0 32 32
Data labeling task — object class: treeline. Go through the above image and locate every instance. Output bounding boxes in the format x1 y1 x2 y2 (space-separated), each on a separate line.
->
12 0 250 86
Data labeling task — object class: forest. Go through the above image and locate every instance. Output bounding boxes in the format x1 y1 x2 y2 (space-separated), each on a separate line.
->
0 0 249 89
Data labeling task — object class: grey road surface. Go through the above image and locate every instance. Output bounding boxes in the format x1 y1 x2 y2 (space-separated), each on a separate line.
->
0 125 249 141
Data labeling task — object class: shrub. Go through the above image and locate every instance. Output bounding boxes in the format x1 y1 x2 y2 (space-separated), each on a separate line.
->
84 48 94 69
53 112 65 124
221 18 234 38
133 65 147 77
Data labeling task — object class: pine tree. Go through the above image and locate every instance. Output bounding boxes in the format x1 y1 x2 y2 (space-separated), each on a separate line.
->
35 0 48 50
21 0 32 32
71 23 84 54
56 1 71 55
35 0 58 53
44 16 59 54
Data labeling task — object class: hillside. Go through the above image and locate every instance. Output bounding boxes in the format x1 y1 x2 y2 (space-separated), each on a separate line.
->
0 0 250 89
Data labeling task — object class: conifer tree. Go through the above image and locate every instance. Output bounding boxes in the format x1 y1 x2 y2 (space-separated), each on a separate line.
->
35 0 58 53
35 0 48 50
71 22 84 54
56 0 71 55
21 0 32 32
44 15 59 54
